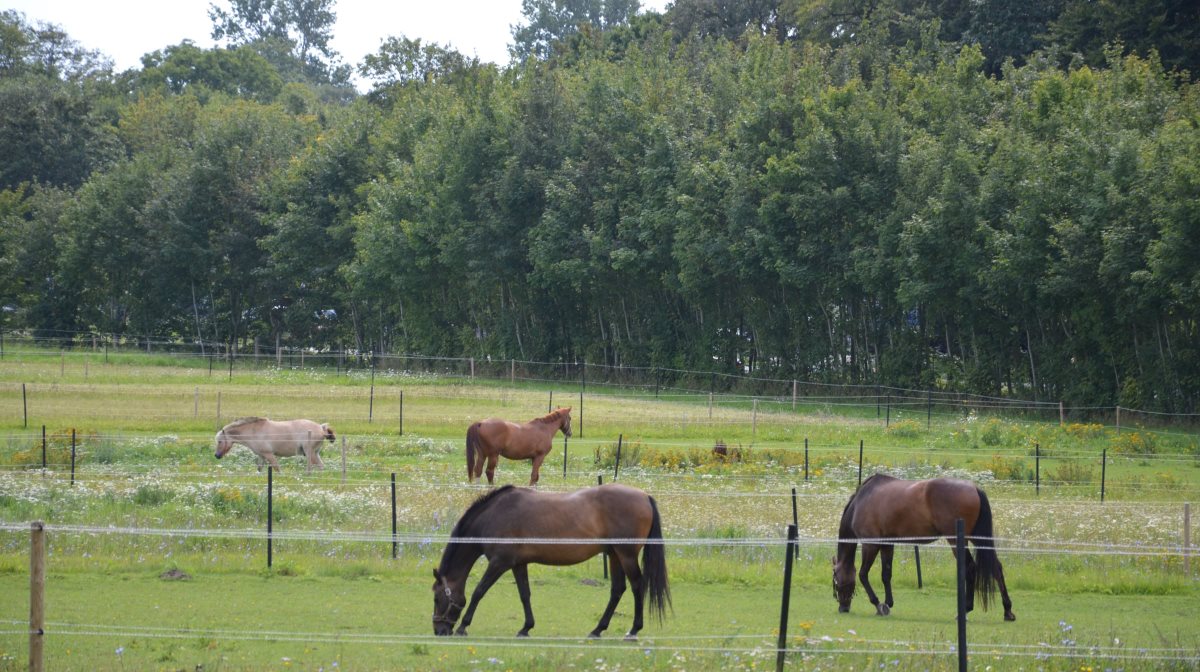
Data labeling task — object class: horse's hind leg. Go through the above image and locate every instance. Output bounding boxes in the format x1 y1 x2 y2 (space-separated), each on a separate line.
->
511 564 536 637
858 544 888 616
529 453 547 486
965 551 977 613
880 544 896 609
589 552 627 639
485 455 499 485
615 548 645 639
470 451 484 482
995 558 1016 621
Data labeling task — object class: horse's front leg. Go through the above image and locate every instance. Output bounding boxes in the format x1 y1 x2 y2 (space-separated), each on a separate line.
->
880 544 895 609
858 544 888 616
456 559 512 636
263 453 283 473
511 564 535 637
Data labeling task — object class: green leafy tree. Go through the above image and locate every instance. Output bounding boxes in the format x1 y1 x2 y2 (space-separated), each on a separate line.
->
511 0 642 61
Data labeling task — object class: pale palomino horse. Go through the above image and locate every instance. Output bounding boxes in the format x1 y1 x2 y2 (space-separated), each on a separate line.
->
214 417 335 473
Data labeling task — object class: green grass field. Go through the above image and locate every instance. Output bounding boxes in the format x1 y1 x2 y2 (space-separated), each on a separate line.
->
0 351 1198 670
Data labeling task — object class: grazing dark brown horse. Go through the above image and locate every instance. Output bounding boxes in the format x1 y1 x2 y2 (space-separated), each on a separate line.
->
833 474 1015 621
465 407 572 485
432 483 671 639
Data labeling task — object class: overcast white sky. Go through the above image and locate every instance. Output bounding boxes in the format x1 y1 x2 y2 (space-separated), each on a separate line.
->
8 0 670 82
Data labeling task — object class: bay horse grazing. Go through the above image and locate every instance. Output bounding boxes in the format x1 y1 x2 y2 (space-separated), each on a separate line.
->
432 483 671 639
465 407 572 485
214 417 335 473
833 474 1015 621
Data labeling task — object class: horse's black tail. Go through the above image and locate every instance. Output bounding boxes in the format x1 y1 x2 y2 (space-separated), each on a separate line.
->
971 488 999 611
642 496 673 623
465 424 480 482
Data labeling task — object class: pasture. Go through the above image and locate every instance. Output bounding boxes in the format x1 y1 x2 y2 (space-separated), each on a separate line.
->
0 349 1198 670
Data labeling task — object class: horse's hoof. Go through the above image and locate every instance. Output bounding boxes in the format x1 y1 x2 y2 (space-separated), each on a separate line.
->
454 629 468 637
1005 612 1016 622
516 631 530 638
876 603 890 616
587 631 602 639
623 633 638 642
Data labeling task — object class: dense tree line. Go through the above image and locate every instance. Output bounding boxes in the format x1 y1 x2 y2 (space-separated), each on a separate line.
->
1 1 1198 410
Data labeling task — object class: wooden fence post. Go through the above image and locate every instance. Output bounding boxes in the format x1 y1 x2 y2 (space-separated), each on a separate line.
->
752 399 758 444
1184 503 1191 577
30 521 45 672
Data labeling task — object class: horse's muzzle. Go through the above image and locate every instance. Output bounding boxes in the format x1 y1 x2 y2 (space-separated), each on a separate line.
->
214 452 223 460
838 604 850 613
433 623 453 637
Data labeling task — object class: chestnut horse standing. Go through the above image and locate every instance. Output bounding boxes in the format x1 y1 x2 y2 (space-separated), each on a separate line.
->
465 407 572 485
214 417 335 473
833 474 1015 621
432 483 671 639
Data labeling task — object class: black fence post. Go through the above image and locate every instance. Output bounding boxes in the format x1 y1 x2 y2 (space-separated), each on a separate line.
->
886 394 891 427
399 391 404 435
914 546 923 588
562 434 569 478
391 472 398 560
1101 449 1107 503
1035 443 1040 495
599 475 607 580
791 488 799 560
955 518 968 672
580 360 585 439
267 468 274 569
614 434 623 481
22 383 27 428
69 429 76 486
857 440 864 487
803 438 809 481
776 524 798 672
41 426 46 470
927 390 932 428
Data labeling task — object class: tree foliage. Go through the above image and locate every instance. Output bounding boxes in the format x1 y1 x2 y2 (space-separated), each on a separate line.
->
3 2 1200 411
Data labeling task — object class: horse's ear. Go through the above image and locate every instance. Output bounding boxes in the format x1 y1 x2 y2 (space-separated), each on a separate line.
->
831 555 836 567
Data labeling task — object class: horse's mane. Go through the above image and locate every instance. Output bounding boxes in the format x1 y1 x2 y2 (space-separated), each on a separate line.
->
532 408 567 424
857 472 894 493
450 485 516 538
225 416 266 429
440 485 517 575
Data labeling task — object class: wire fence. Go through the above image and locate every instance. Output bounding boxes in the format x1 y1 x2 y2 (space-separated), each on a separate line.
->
0 518 1196 668
3 330 1199 430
